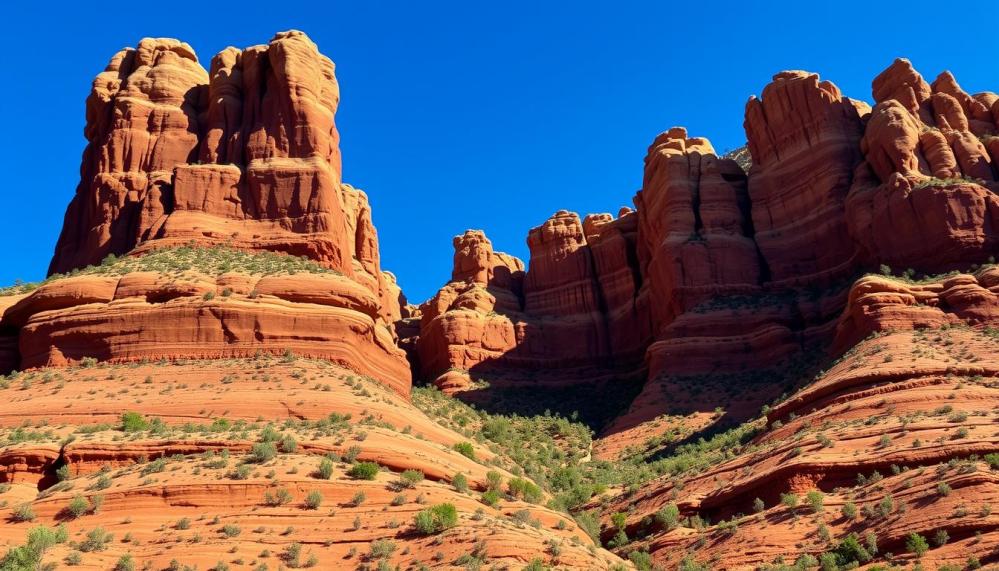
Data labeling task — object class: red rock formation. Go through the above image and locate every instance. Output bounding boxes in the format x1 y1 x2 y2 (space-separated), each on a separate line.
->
847 59 999 272
15 31 408 392
0 359 623 570
834 268 999 352
48 30 400 316
417 215 649 401
605 266 999 569
744 70 865 285
3 272 410 395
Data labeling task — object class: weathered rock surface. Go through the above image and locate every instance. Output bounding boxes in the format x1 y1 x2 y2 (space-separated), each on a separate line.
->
4 32 410 396
847 58 999 272
48 31 401 328
3 272 411 395
609 269 999 569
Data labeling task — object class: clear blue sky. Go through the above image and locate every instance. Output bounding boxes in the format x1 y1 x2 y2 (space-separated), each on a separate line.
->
3 2 998 302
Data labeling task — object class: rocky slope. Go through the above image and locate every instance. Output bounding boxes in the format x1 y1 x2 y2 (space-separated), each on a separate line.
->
0 358 620 570
408 58 999 569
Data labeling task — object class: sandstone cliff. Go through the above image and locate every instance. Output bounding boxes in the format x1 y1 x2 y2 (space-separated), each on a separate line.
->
3 32 409 394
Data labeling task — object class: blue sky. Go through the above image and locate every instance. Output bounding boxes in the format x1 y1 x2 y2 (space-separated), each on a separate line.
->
3 2 998 302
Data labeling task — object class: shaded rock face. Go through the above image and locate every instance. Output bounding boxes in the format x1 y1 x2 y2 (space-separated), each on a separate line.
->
4 31 410 394
414 60 999 436
744 70 866 286
416 217 647 424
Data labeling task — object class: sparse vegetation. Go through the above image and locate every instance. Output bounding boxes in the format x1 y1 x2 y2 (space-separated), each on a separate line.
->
413 503 458 534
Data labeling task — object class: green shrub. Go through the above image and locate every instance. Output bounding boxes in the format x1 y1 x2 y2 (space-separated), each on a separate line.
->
841 501 857 520
79 527 113 552
906 532 929 557
453 442 476 460
806 490 824 513
398 469 424 489
347 462 379 480
343 445 362 463
369 539 395 559
480 490 501 507
507 478 542 503
934 529 949 547
121 412 149 432
413 503 458 534
279 435 297 454
264 488 293 506
249 442 277 463
304 490 323 510
655 502 680 530
351 491 366 506
452 473 468 493
66 495 90 519
11 503 35 522
221 524 241 538
780 493 799 509
0 525 69 569
831 533 871 565
629 550 653 571
485 471 503 492
316 458 334 480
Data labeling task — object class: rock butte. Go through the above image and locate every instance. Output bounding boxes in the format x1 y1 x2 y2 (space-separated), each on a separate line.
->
0 31 996 571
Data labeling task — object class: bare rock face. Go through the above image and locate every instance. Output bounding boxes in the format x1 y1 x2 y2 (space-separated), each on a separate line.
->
744 70 865 285
7 31 410 394
50 31 367 283
416 217 647 423
5 272 411 395
846 58 999 272
635 127 762 333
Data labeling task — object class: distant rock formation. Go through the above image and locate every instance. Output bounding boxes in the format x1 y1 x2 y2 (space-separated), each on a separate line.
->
414 61 999 439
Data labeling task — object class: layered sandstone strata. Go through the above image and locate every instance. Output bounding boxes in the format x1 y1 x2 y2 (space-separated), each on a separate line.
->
9 32 410 392
417 214 648 399
2 270 410 395
0 358 623 570
48 31 400 321
607 269 999 569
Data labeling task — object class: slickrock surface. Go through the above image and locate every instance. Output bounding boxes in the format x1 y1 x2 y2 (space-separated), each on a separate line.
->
1 248 411 396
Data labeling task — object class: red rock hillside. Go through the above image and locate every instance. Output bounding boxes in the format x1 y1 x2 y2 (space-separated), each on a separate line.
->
0 31 625 571
2 31 999 571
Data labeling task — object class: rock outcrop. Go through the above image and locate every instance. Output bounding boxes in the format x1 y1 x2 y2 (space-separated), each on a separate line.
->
414 60 999 477
847 58 999 273
609 269 999 570
1 32 410 393
4 271 410 395
0 358 623 570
